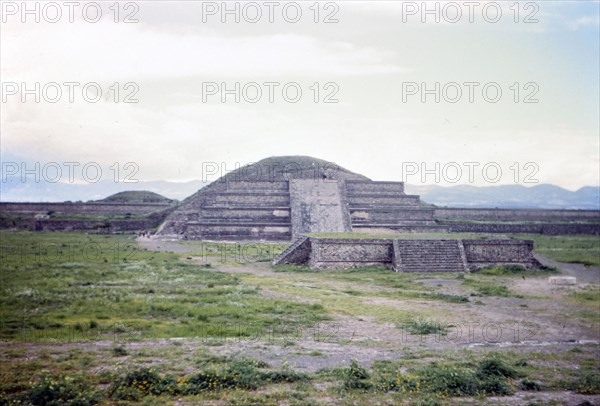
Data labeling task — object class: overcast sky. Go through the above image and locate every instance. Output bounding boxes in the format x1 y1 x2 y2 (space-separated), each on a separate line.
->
1 0 599 191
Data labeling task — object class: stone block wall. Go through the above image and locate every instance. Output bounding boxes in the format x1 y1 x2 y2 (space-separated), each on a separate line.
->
184 223 290 241
279 237 538 271
0 202 174 232
462 239 539 268
309 238 393 269
445 222 600 235
0 202 172 215
435 208 600 221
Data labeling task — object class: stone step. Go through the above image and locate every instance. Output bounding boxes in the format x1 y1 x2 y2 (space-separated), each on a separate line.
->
394 240 467 273
193 218 291 223
220 181 289 191
187 222 291 227
195 235 291 242
347 197 421 206
345 181 405 194
199 206 290 211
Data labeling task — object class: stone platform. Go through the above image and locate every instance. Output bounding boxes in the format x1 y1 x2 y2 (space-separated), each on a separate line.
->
273 237 540 271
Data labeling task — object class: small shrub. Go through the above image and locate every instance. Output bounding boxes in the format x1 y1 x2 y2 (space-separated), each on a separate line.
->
112 345 128 356
419 365 480 396
477 265 557 276
478 376 513 395
515 358 528 367
342 360 372 391
476 358 519 379
11 372 101 405
430 293 469 303
264 368 309 384
570 368 600 394
402 317 448 336
472 285 513 297
519 379 541 391
183 358 299 393
109 367 178 400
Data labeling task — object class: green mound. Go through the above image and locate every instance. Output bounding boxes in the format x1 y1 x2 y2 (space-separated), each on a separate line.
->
99 191 175 204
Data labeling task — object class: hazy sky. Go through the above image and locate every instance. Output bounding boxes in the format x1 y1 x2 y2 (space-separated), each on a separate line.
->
1 0 599 190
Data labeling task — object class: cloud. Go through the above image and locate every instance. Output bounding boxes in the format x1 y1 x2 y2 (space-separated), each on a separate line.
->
2 23 407 82
567 15 600 30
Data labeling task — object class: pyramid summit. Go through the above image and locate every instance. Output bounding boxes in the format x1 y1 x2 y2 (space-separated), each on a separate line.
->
207 156 370 183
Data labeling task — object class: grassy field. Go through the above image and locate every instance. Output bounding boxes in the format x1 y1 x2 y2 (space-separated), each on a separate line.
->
1 231 599 405
519 234 600 267
0 232 327 341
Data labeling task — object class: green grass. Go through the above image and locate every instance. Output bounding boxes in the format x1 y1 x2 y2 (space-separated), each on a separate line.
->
474 264 558 276
279 266 468 302
517 234 600 267
0 232 327 341
567 286 600 305
461 275 523 298
3 340 599 404
182 240 288 264
2 231 599 404
399 317 449 336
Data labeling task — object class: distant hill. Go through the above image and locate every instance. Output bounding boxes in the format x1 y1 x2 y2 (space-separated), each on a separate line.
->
406 184 600 210
97 191 176 204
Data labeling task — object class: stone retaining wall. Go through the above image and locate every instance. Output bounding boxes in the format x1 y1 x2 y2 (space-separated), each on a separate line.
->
277 237 538 271
0 202 172 214
445 222 600 235
462 239 538 267
435 208 600 221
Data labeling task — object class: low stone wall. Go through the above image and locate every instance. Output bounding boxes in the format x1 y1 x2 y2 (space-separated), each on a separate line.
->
0 202 172 214
351 208 435 222
462 239 538 268
445 222 600 235
30 219 157 232
435 208 600 221
309 238 393 269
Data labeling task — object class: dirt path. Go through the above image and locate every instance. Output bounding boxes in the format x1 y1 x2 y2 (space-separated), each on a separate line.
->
536 253 600 284
137 236 195 253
